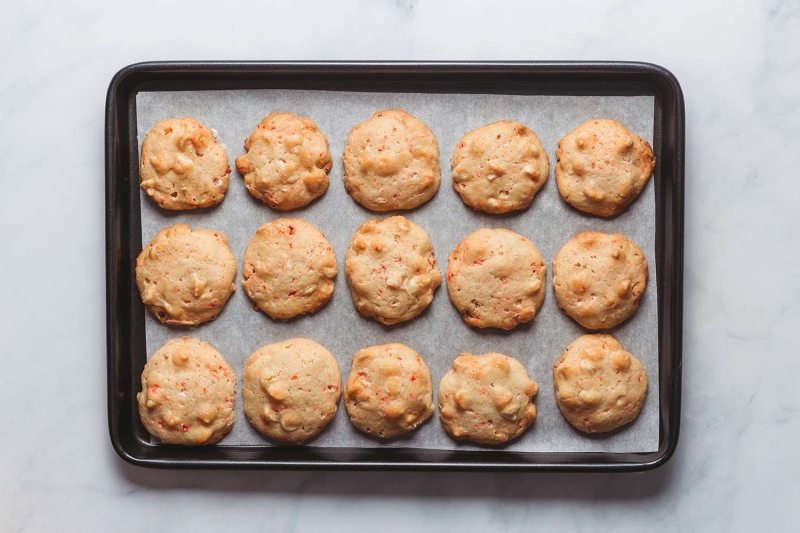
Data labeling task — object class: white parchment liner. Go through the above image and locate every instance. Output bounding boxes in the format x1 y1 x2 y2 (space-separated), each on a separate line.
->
136 89 658 452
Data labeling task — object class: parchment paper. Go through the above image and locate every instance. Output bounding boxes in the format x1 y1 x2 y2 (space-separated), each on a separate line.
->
136 89 658 452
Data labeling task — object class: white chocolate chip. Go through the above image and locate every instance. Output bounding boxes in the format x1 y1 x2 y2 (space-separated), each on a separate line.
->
522 164 539 177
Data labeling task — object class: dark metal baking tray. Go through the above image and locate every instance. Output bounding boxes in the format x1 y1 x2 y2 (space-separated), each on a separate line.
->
106 61 684 471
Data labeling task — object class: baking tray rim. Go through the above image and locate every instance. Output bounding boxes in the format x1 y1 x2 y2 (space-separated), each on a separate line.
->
105 60 684 472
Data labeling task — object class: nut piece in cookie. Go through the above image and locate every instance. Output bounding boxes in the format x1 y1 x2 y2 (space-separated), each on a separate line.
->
242 338 341 444
451 121 549 214
552 231 648 330
140 117 230 210
137 337 236 445
345 215 442 325
438 352 538 445
555 119 655 217
343 109 441 211
135 224 237 326
242 218 337 320
344 343 434 438
553 334 648 433
446 228 546 330
235 113 332 210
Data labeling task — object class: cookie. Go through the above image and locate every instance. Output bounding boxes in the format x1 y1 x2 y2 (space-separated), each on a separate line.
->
555 119 656 217
552 231 648 329
242 338 341 444
139 118 230 210
344 343 434 438
438 352 538 445
553 334 648 433
242 218 337 320
137 337 236 445
343 109 441 211
451 121 549 213
446 228 546 330
235 113 332 210
345 216 441 325
135 224 237 326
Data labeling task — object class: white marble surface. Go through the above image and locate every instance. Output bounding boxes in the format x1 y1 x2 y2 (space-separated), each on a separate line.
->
1 0 798 531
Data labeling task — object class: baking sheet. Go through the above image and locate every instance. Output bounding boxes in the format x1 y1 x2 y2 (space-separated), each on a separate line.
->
136 89 659 453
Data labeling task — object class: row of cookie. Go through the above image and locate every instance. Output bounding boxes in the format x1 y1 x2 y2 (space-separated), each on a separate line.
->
139 334 648 446
137 217 647 331
140 112 656 216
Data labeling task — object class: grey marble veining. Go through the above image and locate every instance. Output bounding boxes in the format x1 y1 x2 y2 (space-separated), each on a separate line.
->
1 0 799 531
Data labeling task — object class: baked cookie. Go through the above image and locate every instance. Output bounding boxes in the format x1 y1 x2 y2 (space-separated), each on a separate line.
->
446 228 546 330
343 109 441 211
553 334 648 433
135 224 237 326
451 121 549 214
235 113 332 210
140 117 230 210
552 232 648 330
137 337 236 445
242 218 337 320
242 338 341 444
345 216 441 325
344 343 434 438
439 352 538 445
555 119 656 217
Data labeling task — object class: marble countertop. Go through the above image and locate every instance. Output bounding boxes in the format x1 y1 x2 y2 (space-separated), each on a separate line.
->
1 1 798 531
